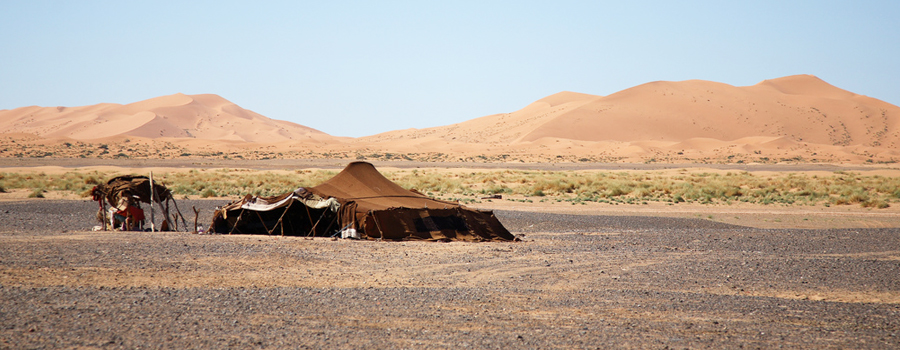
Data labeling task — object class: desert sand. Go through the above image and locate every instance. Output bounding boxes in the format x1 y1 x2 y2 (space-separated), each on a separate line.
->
0 93 341 143
354 75 900 163
2 75 899 163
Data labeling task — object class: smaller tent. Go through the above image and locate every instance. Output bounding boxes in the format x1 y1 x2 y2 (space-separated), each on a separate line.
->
211 162 515 241
91 175 185 231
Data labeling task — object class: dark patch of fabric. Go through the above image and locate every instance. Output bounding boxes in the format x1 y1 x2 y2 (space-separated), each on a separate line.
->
414 215 468 232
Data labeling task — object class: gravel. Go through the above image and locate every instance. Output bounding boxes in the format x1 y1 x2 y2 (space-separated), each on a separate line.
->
1 199 898 349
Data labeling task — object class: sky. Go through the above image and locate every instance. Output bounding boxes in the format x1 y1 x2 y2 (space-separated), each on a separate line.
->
1 1 898 137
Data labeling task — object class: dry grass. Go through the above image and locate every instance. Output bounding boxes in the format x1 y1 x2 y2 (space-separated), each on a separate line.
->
388 170 900 208
385 169 900 208
157 169 338 197
1 168 898 208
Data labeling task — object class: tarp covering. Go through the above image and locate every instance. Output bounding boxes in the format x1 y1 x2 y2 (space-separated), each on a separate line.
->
211 162 515 241
235 187 340 213
93 175 172 207
90 175 184 231
212 187 339 236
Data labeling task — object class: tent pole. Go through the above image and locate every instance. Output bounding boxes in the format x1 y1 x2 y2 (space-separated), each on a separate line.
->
163 197 173 231
149 171 156 232
171 198 188 232
370 211 384 240
307 208 328 237
100 198 107 231
255 211 272 234
303 204 314 225
324 212 339 236
270 199 293 236
227 208 245 235
192 206 200 234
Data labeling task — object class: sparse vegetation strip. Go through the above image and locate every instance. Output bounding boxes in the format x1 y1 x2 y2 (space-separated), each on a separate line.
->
2 168 898 208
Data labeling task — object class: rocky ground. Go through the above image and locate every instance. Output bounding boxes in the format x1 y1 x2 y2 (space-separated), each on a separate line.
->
0 199 898 349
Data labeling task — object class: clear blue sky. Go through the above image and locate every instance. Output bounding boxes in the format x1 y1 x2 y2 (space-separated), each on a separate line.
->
1 1 898 137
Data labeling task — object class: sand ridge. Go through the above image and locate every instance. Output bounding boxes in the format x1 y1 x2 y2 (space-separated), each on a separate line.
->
357 75 900 162
0 93 341 143
2 75 899 163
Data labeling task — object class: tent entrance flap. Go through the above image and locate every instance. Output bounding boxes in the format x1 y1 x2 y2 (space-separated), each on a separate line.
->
216 201 338 236
211 188 341 236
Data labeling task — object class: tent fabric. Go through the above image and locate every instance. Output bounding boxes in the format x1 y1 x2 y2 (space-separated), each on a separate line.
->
92 175 172 207
213 187 340 236
90 175 185 231
231 188 340 213
212 162 515 241
307 162 514 241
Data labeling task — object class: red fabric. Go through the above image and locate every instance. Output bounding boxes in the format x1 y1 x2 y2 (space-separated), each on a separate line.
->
117 206 145 222
90 186 102 201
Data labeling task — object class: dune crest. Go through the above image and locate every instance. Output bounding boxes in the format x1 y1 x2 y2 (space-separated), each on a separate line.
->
752 74 856 98
2 75 898 163
513 75 899 145
373 75 893 140
349 75 900 163
0 93 337 143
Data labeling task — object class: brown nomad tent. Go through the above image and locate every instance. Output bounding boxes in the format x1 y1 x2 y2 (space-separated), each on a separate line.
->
90 175 186 231
210 162 515 241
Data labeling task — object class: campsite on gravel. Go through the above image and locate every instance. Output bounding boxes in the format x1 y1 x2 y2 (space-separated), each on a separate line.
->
5 2 900 347
1 160 898 349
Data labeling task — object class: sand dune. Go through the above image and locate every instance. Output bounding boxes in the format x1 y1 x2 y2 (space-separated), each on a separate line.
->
2 75 898 163
0 93 338 143
369 75 898 147
355 75 900 163
358 91 603 145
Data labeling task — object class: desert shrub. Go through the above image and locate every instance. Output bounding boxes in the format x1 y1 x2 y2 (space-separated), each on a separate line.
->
859 199 886 208
632 187 652 198
483 184 512 195
723 186 743 198
1 168 897 208
542 178 576 194
83 175 100 185
847 191 870 204
28 188 45 198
